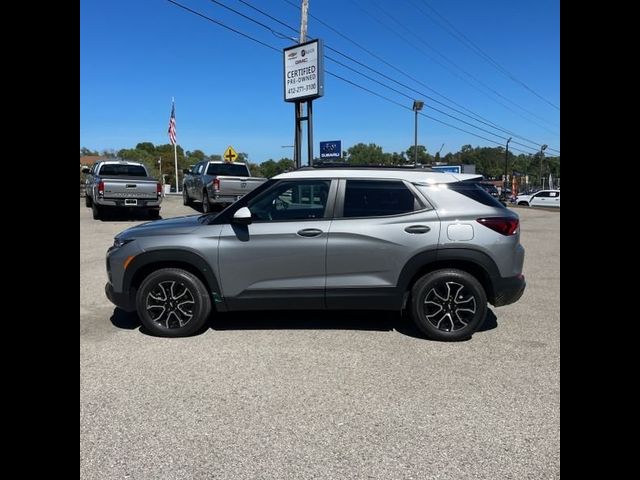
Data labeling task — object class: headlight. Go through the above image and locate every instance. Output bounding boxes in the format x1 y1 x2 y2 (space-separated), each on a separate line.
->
113 237 134 248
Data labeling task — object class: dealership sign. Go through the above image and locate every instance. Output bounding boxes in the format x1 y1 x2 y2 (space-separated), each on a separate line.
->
284 39 324 102
320 140 341 159
431 165 461 174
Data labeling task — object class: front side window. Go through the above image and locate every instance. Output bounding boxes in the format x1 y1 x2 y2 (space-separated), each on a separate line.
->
248 180 331 221
343 180 421 217
534 191 552 198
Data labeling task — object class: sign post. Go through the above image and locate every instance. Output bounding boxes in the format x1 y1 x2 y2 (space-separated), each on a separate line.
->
284 39 324 168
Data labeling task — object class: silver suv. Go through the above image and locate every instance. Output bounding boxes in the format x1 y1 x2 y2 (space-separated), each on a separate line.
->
105 167 525 341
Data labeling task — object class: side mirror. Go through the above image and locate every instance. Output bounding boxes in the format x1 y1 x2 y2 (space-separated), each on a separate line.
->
81 166 90 174
232 207 252 225
183 169 191 175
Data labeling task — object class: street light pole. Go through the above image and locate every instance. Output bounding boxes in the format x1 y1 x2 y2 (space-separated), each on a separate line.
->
412 100 424 167
539 144 548 189
504 137 512 197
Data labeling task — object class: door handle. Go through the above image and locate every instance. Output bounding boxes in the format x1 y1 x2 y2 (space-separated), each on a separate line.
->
297 228 323 237
404 225 431 234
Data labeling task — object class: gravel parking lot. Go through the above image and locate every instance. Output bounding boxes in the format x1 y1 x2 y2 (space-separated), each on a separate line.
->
80 196 559 480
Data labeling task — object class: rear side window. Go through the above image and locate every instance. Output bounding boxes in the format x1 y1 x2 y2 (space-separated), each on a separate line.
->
206 163 250 176
448 182 505 208
343 180 421 217
99 164 147 176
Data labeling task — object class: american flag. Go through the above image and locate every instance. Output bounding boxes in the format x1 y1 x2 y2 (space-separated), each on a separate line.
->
167 101 177 145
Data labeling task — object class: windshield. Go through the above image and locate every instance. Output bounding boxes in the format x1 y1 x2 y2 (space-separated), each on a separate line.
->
206 163 250 176
99 164 147 176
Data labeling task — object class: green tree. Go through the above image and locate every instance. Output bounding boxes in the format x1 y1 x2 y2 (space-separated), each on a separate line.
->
80 147 99 156
346 143 388 164
256 158 294 178
135 142 156 155
405 145 432 165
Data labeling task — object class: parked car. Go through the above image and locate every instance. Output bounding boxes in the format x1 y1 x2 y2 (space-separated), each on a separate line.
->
106 166 526 341
182 161 267 212
515 189 560 208
83 160 162 220
478 182 500 200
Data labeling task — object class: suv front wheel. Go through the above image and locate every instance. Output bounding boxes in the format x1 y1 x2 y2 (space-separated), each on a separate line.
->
410 269 487 341
135 268 212 337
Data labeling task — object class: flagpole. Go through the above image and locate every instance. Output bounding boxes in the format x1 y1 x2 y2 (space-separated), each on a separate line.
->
174 143 179 193
172 97 179 193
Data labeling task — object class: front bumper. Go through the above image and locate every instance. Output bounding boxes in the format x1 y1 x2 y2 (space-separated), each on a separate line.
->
490 274 526 307
105 282 136 312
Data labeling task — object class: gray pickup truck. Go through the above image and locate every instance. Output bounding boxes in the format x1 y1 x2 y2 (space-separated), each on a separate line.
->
182 161 267 213
83 160 162 220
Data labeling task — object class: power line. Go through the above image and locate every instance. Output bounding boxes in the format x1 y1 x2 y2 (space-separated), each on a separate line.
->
166 0 553 156
167 0 280 52
352 0 559 132
325 53 539 150
412 0 560 111
278 0 560 151
216 0 541 151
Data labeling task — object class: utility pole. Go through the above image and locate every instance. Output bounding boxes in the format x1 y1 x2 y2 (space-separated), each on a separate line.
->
412 100 424 167
504 137 512 196
539 144 548 189
294 0 309 169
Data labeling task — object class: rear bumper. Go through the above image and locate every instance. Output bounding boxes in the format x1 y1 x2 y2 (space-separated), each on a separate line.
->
105 282 136 312
95 198 161 208
210 194 243 205
490 274 526 307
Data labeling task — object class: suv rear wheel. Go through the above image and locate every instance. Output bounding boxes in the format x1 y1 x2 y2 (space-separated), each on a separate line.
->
135 268 212 337
410 269 487 341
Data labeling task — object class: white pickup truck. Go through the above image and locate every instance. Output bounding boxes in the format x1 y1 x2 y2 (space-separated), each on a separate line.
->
182 161 267 213
83 160 162 220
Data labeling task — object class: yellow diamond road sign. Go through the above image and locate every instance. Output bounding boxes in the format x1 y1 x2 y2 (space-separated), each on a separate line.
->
223 145 238 162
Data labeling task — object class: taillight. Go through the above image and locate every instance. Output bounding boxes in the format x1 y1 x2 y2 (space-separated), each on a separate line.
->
476 217 519 236
157 182 162 195
213 178 220 191
97 181 104 195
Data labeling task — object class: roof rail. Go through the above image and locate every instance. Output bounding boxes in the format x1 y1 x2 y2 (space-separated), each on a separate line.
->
299 163 434 171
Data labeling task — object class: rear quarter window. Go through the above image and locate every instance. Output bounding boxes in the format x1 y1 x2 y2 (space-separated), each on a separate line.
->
447 182 506 208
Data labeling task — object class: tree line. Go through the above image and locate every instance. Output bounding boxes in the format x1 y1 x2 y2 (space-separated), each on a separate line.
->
81 142 559 186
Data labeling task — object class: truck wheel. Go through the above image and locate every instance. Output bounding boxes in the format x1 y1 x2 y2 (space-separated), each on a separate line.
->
85 195 92 208
135 268 212 337
92 203 101 220
183 188 192 206
410 269 487 341
148 209 160 220
202 191 211 213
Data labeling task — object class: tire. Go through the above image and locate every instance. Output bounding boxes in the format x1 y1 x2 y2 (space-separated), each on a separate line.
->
518 201 529 206
85 195 92 208
135 268 212 337
183 188 192 206
202 190 211 213
410 269 487 341
148 209 160 220
92 202 101 220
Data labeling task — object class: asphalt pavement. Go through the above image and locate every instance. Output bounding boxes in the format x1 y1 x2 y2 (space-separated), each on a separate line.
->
80 196 559 480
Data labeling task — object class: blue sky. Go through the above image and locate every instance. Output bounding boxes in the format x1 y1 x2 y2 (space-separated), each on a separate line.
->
80 0 560 162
